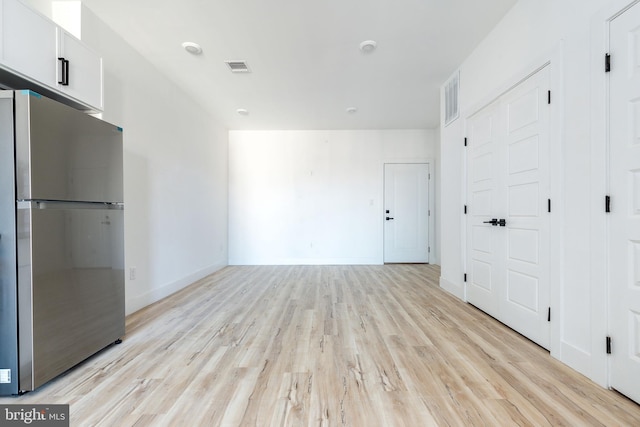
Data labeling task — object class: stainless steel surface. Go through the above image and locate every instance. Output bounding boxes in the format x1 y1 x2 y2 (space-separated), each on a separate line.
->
0 92 18 396
14 90 123 203
0 90 125 395
18 201 124 211
17 204 124 390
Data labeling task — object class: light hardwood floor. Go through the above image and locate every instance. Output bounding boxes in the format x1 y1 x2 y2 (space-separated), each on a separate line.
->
2 265 640 426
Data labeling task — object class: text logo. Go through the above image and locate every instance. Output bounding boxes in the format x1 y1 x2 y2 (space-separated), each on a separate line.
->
0 405 69 427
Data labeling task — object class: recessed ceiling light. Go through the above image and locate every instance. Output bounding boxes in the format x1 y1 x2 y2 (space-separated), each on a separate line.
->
359 40 377 53
236 108 249 116
346 107 357 114
182 42 202 55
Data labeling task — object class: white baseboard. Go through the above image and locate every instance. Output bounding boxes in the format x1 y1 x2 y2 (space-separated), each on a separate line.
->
125 260 227 316
229 257 382 266
439 276 464 300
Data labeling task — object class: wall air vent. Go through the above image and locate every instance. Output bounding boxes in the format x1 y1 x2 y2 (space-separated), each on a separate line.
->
444 70 460 126
225 60 251 73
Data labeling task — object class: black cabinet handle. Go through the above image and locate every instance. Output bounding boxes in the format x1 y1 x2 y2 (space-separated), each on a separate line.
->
58 57 69 86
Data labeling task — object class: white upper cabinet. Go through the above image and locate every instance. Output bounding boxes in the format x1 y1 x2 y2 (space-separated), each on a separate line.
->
1 0 58 88
57 29 103 110
0 0 103 111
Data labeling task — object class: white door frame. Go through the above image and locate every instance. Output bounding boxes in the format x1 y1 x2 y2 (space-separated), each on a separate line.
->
590 0 640 390
382 159 436 264
461 48 563 360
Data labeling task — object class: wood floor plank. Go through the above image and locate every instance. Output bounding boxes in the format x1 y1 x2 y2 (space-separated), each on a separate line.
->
1 264 639 426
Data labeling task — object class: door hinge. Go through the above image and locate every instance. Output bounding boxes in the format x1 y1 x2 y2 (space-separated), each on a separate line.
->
605 195 611 213
547 90 551 104
548 199 551 213
428 173 431 180
464 273 467 282
605 53 611 72
428 247 431 253
464 137 468 147
428 210 431 216
547 307 551 322
606 336 612 354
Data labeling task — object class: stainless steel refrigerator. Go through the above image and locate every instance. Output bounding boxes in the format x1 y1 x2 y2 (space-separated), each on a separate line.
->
0 90 125 395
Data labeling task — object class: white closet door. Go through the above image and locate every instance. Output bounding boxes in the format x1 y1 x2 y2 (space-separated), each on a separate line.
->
500 67 550 349
466 66 550 349
609 1 640 405
466 100 503 315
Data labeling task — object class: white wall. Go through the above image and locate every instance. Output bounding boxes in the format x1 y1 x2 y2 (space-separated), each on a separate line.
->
229 130 437 265
440 0 632 387
21 0 51 17
79 7 229 315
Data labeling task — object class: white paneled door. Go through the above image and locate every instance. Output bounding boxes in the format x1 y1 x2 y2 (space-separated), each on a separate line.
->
466 66 551 349
466 99 503 316
609 1 640 405
383 163 429 263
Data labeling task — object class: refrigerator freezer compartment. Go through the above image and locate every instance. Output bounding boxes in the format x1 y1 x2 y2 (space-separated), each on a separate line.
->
13 90 123 203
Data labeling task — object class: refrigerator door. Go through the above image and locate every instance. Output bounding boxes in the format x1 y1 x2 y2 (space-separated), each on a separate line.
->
14 90 123 203
17 201 124 391
0 92 18 395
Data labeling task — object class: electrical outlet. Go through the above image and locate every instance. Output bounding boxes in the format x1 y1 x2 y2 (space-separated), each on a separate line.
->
129 267 136 281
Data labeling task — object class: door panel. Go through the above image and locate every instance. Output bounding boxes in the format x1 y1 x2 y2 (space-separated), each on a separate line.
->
466 66 550 349
609 1 640 404
383 163 429 263
502 67 550 349
508 228 539 264
508 135 539 174
466 102 502 315
508 183 540 217
507 270 538 311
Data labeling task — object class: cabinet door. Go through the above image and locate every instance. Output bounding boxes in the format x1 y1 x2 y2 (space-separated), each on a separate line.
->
58 29 103 110
1 0 57 87
0 0 4 60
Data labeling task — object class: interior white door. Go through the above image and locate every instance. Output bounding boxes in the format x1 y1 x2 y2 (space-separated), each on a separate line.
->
609 1 640 405
383 163 429 263
500 67 550 349
466 100 503 315
466 66 551 349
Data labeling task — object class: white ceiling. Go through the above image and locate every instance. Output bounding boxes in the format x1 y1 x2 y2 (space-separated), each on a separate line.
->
81 0 516 130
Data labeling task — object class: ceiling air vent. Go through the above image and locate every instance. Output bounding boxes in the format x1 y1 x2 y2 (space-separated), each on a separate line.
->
225 60 251 73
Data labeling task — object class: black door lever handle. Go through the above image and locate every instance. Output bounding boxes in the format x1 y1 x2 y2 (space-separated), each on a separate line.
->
483 218 498 226
386 217 394 221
